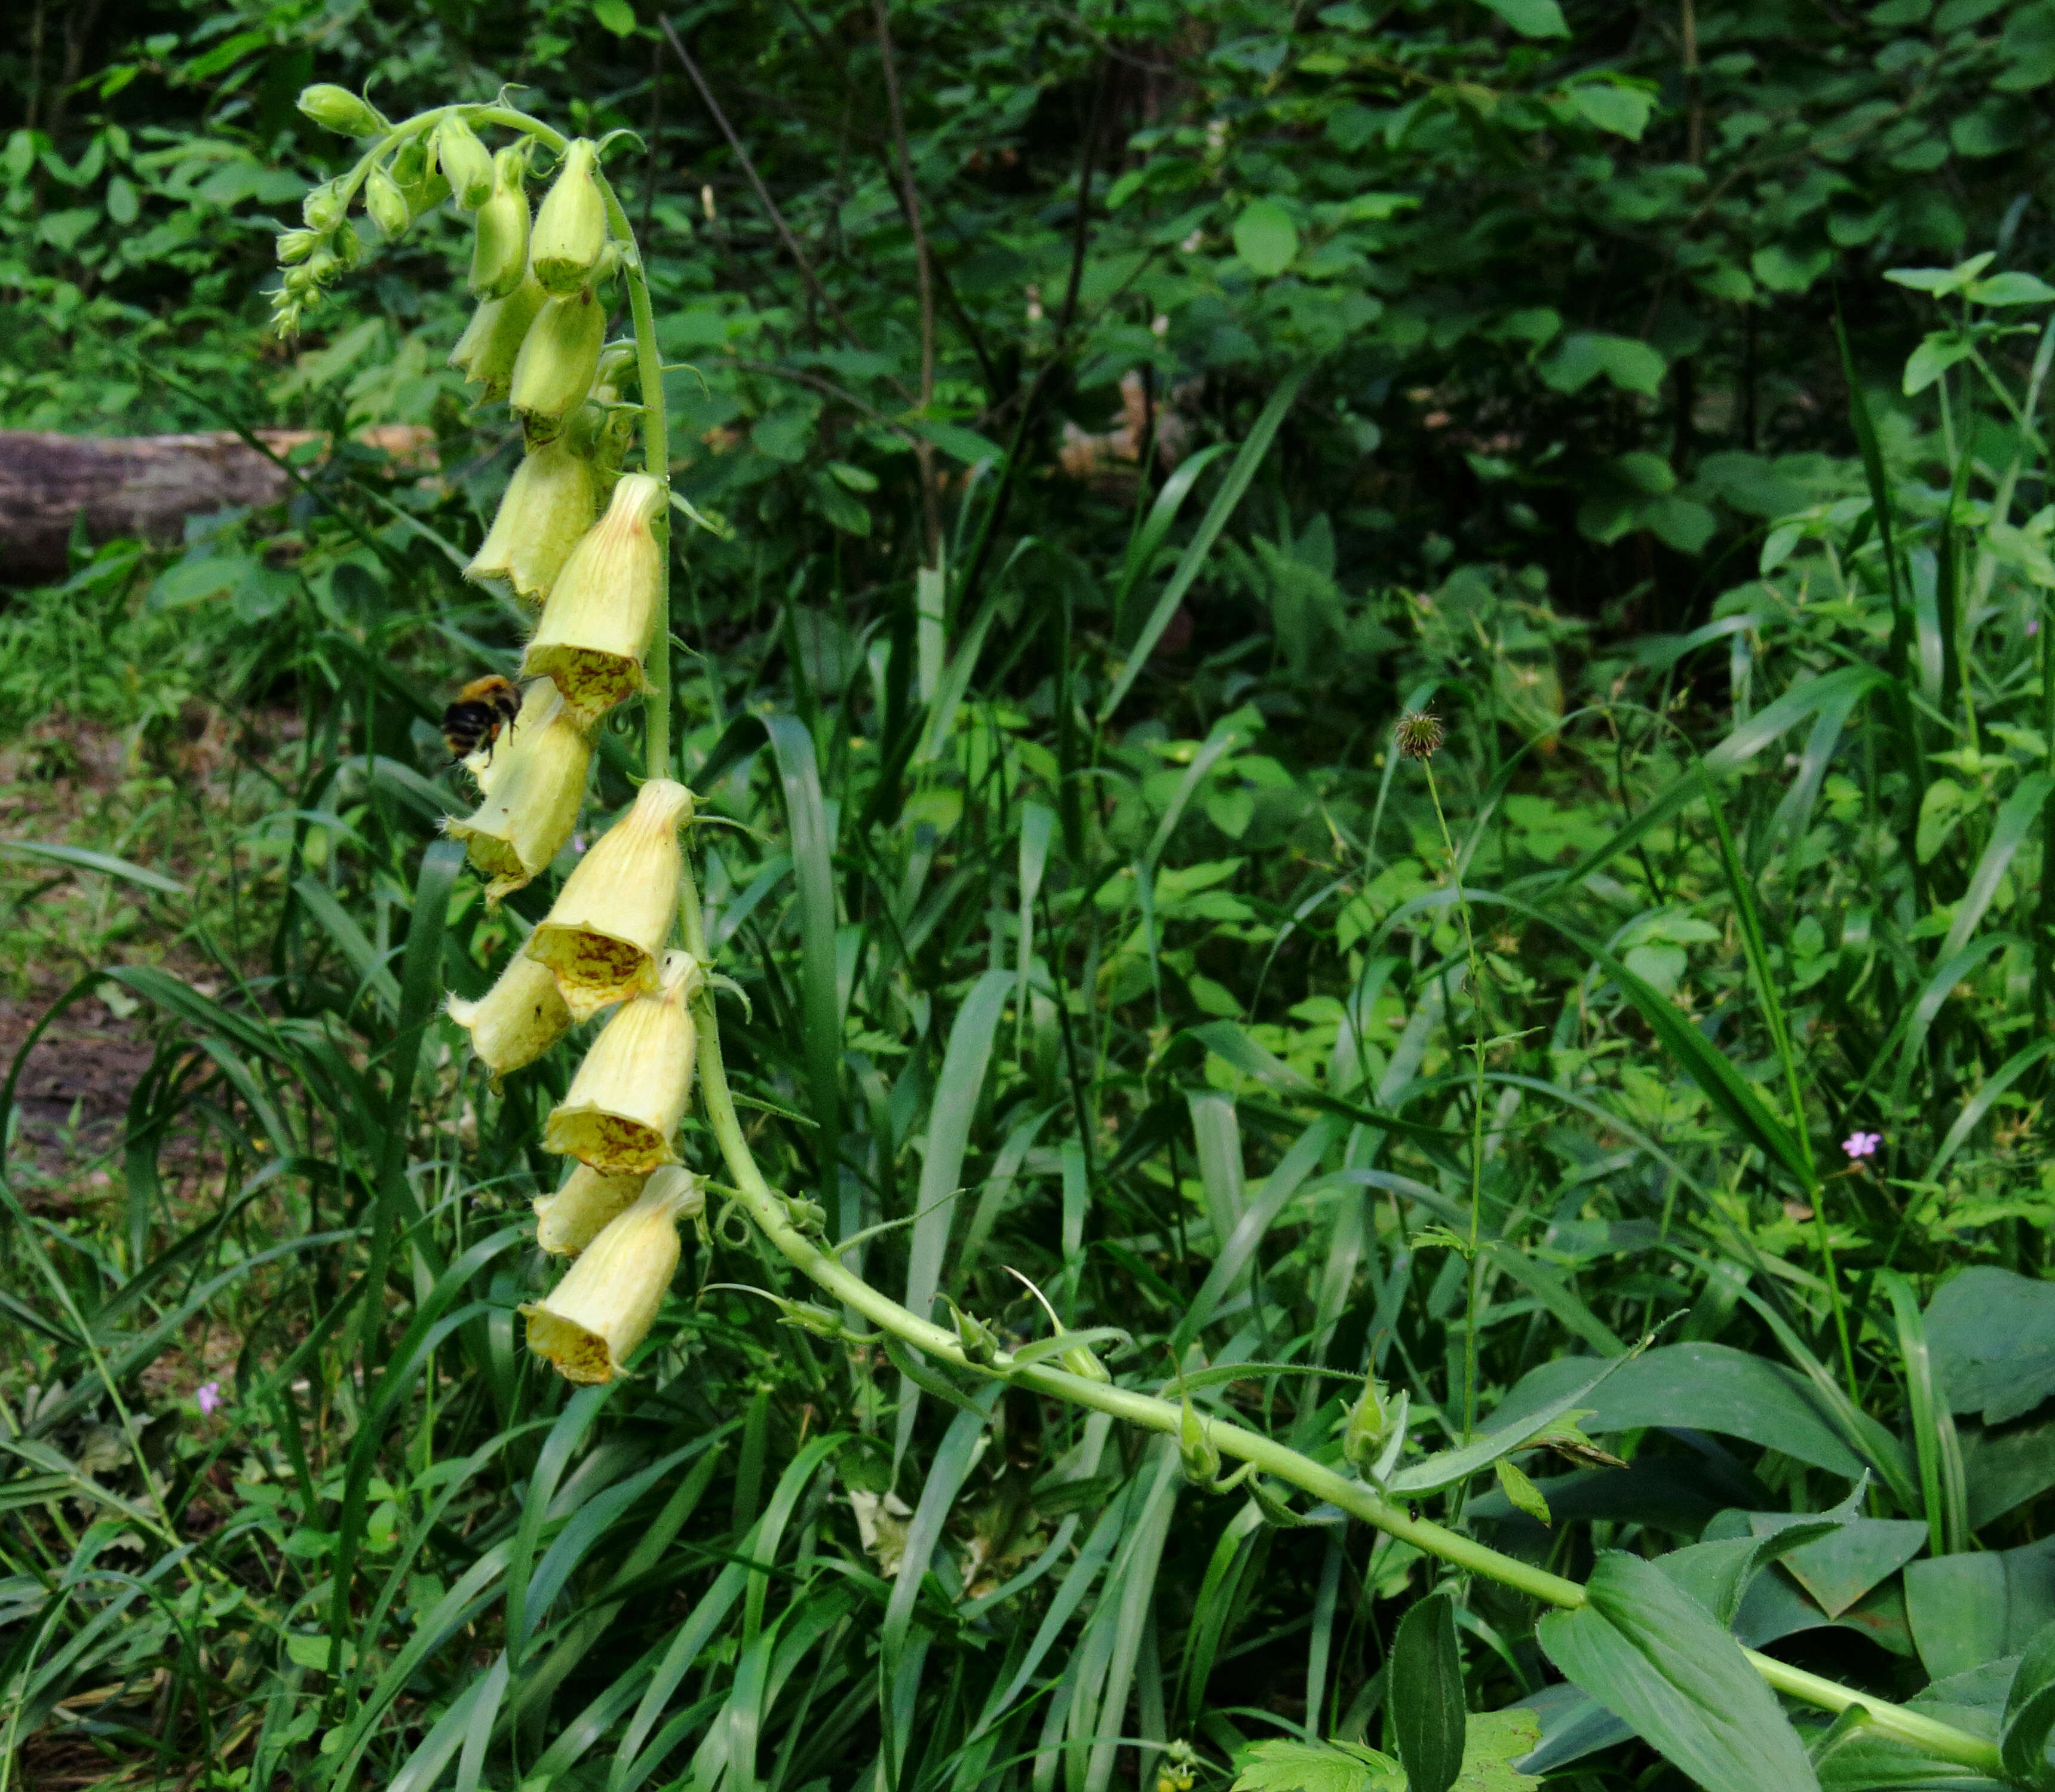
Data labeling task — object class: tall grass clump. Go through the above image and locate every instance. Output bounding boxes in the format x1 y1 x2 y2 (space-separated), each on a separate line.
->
7 78 2055 1792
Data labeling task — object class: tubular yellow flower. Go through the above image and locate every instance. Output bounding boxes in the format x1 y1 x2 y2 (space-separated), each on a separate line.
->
528 778 694 1017
542 950 704 1171
464 436 597 606
530 139 609 297
534 1165 647 1257
519 473 664 720
445 681 591 900
509 287 608 437
449 274 547 401
521 1167 704 1383
446 949 570 1084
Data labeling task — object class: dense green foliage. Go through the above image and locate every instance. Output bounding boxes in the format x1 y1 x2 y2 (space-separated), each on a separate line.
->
10 5 2055 1792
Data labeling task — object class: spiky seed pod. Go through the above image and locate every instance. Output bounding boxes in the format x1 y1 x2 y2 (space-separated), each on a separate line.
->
519 473 664 720
530 139 609 296
296 85 385 137
508 288 608 438
446 950 571 1085
542 952 705 1173
521 1166 704 1383
468 144 532 299
1395 709 1444 761
364 165 410 241
449 275 548 401
435 113 495 211
535 1165 649 1258
464 436 597 606
444 681 592 901
528 779 694 1020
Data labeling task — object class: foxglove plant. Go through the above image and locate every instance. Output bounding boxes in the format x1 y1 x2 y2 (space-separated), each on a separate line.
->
277 86 2013 1788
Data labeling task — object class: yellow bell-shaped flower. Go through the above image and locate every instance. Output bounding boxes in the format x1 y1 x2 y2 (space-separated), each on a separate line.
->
527 777 692 1018
448 274 545 401
464 435 597 606
508 287 607 438
446 949 570 1084
543 949 703 1172
444 680 591 900
533 1164 647 1257
522 1165 704 1383
519 473 665 722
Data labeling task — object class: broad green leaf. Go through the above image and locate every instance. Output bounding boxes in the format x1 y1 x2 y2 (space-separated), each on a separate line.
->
1905 1538 2055 1679
1925 1268 2055 1424
1568 82 1651 139
1393 1594 1466 1792
1477 0 1571 35
2000 1621 2055 1790
1904 332 1977 396
1539 1552 1821 1792
1232 1738 1403 1792
1234 198 1300 276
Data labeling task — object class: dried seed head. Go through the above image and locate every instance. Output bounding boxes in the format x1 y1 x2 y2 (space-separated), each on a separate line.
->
1395 709 1444 761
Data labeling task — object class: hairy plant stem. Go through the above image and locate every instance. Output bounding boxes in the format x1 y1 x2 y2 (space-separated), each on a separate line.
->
1422 757 1489 1444
666 845 2004 1778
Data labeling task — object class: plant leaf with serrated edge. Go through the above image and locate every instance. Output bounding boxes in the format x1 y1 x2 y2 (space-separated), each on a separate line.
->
1230 1738 1403 1792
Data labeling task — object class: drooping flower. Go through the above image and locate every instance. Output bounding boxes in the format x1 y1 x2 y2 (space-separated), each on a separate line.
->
519 473 665 722
467 143 532 299
446 949 572 1084
527 777 692 1018
1842 1131 1882 1162
464 437 597 607
529 138 609 296
509 287 608 437
543 950 704 1172
449 274 547 401
522 1165 705 1383
445 681 591 900
534 1164 647 1257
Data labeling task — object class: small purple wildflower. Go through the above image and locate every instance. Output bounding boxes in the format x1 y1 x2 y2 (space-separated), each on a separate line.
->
2031 618 2042 637
196 1380 223 1416
1842 1131 1882 1162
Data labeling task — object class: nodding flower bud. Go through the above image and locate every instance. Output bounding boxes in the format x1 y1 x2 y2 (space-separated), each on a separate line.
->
529 777 694 1018
1179 1390 1222 1485
364 165 410 241
508 288 608 437
446 949 572 1085
468 144 531 299
520 473 665 720
390 133 448 218
530 138 609 296
276 229 318 266
444 681 592 901
544 952 705 1173
535 1164 649 1258
522 1166 704 1383
297 84 385 138
302 180 346 231
465 437 597 607
449 274 547 401
434 113 495 211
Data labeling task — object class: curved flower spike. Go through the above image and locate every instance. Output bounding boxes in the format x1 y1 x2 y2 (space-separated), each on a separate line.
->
529 777 692 1017
522 1165 704 1383
534 1164 647 1257
465 435 597 606
446 949 570 1085
519 473 664 722
544 950 704 1172
444 680 591 901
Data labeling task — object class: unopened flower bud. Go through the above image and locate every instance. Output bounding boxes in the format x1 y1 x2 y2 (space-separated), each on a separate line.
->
535 1164 648 1257
544 952 705 1172
1180 1391 1222 1484
297 84 385 137
529 778 694 1018
522 1166 703 1383
364 165 410 241
465 437 597 606
1342 1373 1389 1474
276 228 318 265
302 180 346 231
449 274 547 401
389 133 447 217
444 681 591 900
435 113 495 211
446 950 571 1084
508 288 608 436
520 473 665 720
468 144 532 299
530 138 610 296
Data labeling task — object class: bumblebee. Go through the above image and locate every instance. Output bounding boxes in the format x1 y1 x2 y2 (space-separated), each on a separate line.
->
441 675 522 764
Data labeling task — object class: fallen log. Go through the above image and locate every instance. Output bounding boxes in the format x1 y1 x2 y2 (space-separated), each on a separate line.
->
0 428 436 585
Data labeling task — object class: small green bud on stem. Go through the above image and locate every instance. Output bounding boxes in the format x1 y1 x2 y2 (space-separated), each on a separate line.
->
364 165 410 241
510 289 609 435
469 143 532 299
1179 1389 1222 1484
532 139 610 296
435 113 496 211
302 181 346 231
296 84 385 138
